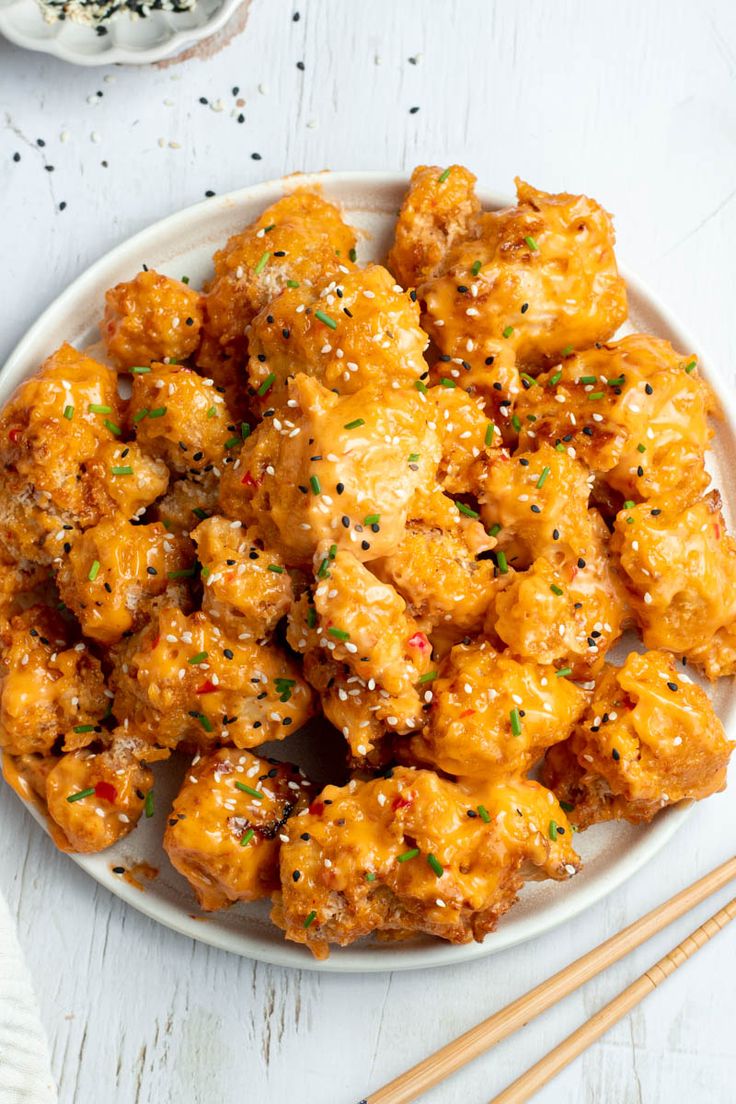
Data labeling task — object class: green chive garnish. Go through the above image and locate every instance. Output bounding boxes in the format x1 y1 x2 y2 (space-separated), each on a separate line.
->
315 309 337 330
455 501 479 519
306 605 317 627
510 707 522 736
548 819 559 840
303 910 317 929
560 800 575 813
188 651 208 665
477 805 491 823
197 713 213 733
587 392 605 400
181 276 190 284
484 423 495 446
503 325 514 339
104 419 122 436
133 409 149 424
111 465 133 476
67 787 95 803
437 168 451 183
550 584 564 596
440 377 456 388
73 724 95 734
397 848 419 863
408 453 420 462
145 790 154 818
206 406 217 418
511 414 521 432
168 567 197 579
364 513 380 525
427 853 444 877
148 407 167 419
579 375 597 385
310 474 321 495
418 671 438 684
684 360 696 373
63 405 74 420
496 550 509 574
548 371 562 387
88 560 100 582
607 375 625 387
286 279 300 288
267 564 285 574
344 418 365 430
316 558 330 579
623 500 635 509
561 345 574 357
240 828 255 847
524 235 539 251
365 872 376 882
520 373 537 387
235 782 264 800
254 251 270 275
131 366 151 374
257 373 276 396
327 627 350 641
555 668 573 678
349 248 357 263
536 465 550 489
637 443 646 453
414 380 428 394
471 259 482 276
89 403 112 414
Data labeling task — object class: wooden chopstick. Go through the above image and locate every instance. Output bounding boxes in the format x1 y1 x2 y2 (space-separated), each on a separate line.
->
364 854 736 1104
490 891 736 1103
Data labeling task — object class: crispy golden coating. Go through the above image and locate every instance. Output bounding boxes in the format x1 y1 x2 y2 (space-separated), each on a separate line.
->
611 494 736 678
429 384 502 495
372 490 497 637
427 345 522 439
55 517 193 645
198 191 356 385
84 441 170 521
410 640 587 779
542 651 733 827
192 515 293 639
0 344 124 560
45 733 155 853
164 747 312 910
387 164 481 289
153 475 220 537
219 374 441 566
0 607 108 757
490 551 628 679
131 363 235 476
420 179 627 372
479 444 597 571
110 607 315 751
273 768 579 958
102 270 204 372
516 335 715 509
246 264 428 411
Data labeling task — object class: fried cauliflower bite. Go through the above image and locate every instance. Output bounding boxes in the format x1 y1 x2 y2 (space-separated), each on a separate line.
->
611 494 736 678
272 768 579 958
102 269 204 372
542 650 733 827
45 732 158 853
490 549 628 679
372 490 497 637
0 344 125 560
429 384 502 495
54 518 193 645
153 475 220 537
409 640 587 779
420 179 627 372
515 335 715 509
246 264 428 412
130 364 236 477
84 441 170 521
387 164 481 289
110 607 315 751
479 444 598 571
192 515 293 639
0 607 108 757
163 747 312 910
198 191 357 384
218 374 441 567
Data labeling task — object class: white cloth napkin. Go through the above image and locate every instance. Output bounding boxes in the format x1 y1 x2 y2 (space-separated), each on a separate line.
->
0 890 56 1104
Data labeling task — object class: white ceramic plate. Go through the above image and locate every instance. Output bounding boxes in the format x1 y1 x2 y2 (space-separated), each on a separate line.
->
0 0 244 66
2 172 735 973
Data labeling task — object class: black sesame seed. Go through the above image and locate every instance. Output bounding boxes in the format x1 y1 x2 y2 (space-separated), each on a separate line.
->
552 529 560 540
645 383 653 395
530 504 541 514
292 870 301 881
205 190 215 197
341 515 350 528
409 106 420 114
667 681 678 692
577 558 586 569
520 302 529 314
439 354 451 362
251 152 262 160
519 458 529 466
612 748 620 761
361 540 370 551
336 482 345 495
296 60 305 70
12 152 20 162
112 866 125 874
147 566 157 576
485 356 495 366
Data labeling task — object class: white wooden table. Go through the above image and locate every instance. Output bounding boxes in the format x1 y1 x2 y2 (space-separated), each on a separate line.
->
2 2 736 1101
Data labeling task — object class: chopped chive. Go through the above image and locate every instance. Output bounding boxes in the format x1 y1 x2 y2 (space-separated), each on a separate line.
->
63 404 74 420
206 406 217 418
111 465 133 476
549 819 559 839
606 375 625 387
509 707 522 736
224 435 241 449
327 627 350 641
316 558 330 579
88 560 101 582
365 872 377 882
188 651 208 665
503 325 514 339
488 523 502 537
349 247 357 263
511 414 521 432
133 408 149 424
67 787 95 803
168 567 196 579
471 259 482 276
328 544 338 559
440 377 456 388
684 360 696 373
200 566 211 579
286 279 300 289
560 800 575 813
437 167 451 183
306 605 317 627
254 251 270 275
520 373 537 387
344 418 365 430
579 375 597 385
262 223 276 233
548 371 562 387
637 443 646 453
550 584 564 596
587 392 605 400
397 848 419 863
267 564 285 574
235 782 264 800
623 500 635 509
145 790 154 818
181 276 190 284
555 667 573 678
364 513 380 525
73 724 95 733
196 711 213 732
89 403 112 414
303 910 317 929
477 804 491 823
427 853 444 877
240 828 255 847
314 309 338 330
496 550 509 574
104 419 122 436
524 235 539 251
131 366 151 374
310 474 321 495
455 501 479 519
561 345 574 357
554 442 565 452
192 507 209 521
241 422 251 439
484 423 495 446
147 406 167 418
414 380 428 394
418 671 438 684
257 373 276 396
408 452 420 462
536 465 550 489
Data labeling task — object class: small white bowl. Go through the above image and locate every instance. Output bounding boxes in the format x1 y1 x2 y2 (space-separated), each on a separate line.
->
0 0 244 65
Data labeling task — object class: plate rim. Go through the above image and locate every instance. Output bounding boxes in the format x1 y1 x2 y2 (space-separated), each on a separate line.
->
2 169 731 973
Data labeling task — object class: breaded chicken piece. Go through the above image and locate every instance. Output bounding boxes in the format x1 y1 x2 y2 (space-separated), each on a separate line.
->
515 335 715 509
110 607 315 751
273 768 579 958
490 550 628 679
479 444 597 571
246 264 428 411
192 515 293 639
0 607 108 757
542 651 733 827
131 363 236 477
0 560 50 629
387 164 481 288
218 374 441 566
420 179 627 371
198 191 356 387
45 731 158 852
611 494 736 678
102 270 204 372
164 747 312 910
429 384 502 495
410 640 587 779
372 490 497 636
84 441 170 522
0 343 125 560
55 517 193 645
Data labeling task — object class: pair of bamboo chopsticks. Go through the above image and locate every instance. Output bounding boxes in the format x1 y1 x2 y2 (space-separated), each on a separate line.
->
362 854 736 1104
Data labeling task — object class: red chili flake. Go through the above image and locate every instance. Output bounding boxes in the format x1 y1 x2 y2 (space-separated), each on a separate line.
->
407 631 430 653
391 794 413 811
309 801 325 816
94 780 117 803
459 708 476 718
196 679 217 694
8 428 21 443
241 470 258 487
